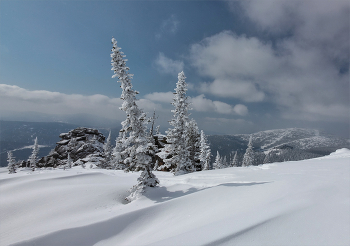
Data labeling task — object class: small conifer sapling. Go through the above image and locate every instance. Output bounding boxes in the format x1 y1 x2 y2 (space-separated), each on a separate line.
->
29 137 39 171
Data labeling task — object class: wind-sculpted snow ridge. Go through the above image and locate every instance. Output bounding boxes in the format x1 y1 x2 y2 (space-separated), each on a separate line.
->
1 149 349 246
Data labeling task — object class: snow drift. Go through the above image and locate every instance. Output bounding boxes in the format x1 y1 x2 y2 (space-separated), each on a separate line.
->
1 149 349 246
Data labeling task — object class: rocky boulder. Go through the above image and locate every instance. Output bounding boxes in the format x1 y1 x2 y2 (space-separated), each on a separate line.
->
37 127 105 167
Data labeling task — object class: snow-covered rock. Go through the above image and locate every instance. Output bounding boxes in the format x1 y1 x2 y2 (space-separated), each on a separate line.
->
37 127 105 167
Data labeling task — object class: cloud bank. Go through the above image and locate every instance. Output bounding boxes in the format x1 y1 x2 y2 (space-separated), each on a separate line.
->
0 84 124 122
143 91 248 116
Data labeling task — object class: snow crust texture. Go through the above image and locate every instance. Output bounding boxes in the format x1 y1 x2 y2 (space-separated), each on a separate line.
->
1 149 349 246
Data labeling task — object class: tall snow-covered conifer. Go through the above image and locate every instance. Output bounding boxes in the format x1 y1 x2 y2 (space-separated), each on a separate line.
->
165 71 192 175
111 38 158 200
199 130 211 170
7 151 17 174
242 135 255 167
29 137 39 171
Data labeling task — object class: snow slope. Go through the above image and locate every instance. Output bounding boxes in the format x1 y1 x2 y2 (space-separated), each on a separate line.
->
1 149 349 246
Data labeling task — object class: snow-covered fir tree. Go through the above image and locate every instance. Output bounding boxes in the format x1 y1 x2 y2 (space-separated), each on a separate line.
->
29 137 39 171
111 38 158 200
213 151 224 169
101 131 113 169
242 135 255 167
222 156 228 168
165 71 193 175
263 150 278 164
186 119 201 171
7 151 17 174
199 130 211 170
231 151 239 167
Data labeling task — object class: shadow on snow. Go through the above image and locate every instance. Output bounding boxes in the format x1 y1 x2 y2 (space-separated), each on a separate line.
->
144 181 270 203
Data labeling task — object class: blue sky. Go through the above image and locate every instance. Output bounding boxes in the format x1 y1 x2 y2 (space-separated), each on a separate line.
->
0 0 349 137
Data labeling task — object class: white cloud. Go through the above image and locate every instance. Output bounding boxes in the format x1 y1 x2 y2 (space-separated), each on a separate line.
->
282 103 350 122
190 31 270 102
144 91 174 103
190 94 216 112
205 117 251 125
143 92 249 116
236 0 349 65
233 0 299 33
0 84 180 129
137 98 164 112
186 83 195 91
191 31 278 79
190 94 248 115
199 79 264 102
233 104 248 116
213 101 234 114
155 52 184 75
190 2 349 122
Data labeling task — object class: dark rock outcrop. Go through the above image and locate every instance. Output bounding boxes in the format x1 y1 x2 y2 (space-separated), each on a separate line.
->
37 127 105 167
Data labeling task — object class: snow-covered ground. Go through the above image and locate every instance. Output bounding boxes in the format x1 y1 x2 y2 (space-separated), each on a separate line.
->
1 149 349 246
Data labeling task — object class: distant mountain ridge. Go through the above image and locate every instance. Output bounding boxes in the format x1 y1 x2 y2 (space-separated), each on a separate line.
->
1 121 348 166
238 128 348 150
208 128 349 159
